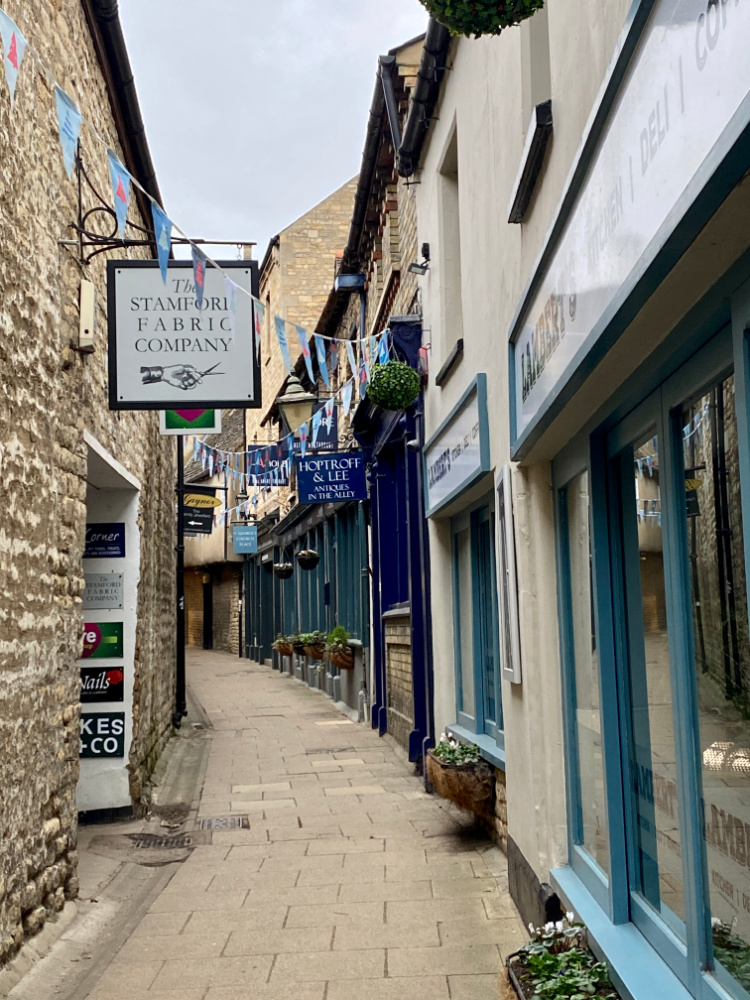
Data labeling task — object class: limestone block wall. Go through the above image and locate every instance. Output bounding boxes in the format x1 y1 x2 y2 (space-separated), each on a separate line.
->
0 0 175 967
212 567 241 656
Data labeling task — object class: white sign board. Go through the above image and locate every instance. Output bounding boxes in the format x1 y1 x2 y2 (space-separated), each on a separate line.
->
108 261 260 410
425 376 489 516
82 573 124 611
513 0 750 441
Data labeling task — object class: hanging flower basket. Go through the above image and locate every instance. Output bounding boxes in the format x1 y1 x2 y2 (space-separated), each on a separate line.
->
292 638 307 655
367 361 421 411
426 739 494 821
273 562 294 579
304 643 326 660
273 636 294 657
296 549 320 571
418 0 545 38
299 631 326 660
325 626 355 670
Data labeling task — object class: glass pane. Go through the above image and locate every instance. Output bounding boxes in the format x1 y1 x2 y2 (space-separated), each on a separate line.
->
627 434 686 928
682 377 750 993
566 471 609 875
476 514 498 731
456 527 475 719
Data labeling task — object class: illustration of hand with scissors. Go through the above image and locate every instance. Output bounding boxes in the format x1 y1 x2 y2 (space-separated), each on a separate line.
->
140 363 224 390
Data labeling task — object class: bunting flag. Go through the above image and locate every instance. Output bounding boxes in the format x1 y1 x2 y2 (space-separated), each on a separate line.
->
0 9 27 105
314 334 330 389
224 276 239 337
55 86 82 178
274 316 292 373
342 378 354 417
107 150 131 238
359 356 370 398
299 422 308 459
330 338 339 373
151 202 173 284
297 326 314 383
378 333 390 365
253 298 264 364
324 396 334 432
192 244 208 309
311 408 322 448
346 340 357 378
286 433 294 460
368 335 377 368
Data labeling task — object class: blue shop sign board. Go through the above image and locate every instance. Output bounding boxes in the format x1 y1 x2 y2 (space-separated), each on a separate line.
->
84 523 125 559
232 524 258 554
297 452 367 504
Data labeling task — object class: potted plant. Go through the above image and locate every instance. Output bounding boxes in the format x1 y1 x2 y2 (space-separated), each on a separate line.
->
425 733 494 821
367 361 421 411
273 634 294 657
297 549 320 571
418 0 545 38
325 626 354 670
291 633 306 655
506 914 621 999
299 630 326 660
273 562 294 579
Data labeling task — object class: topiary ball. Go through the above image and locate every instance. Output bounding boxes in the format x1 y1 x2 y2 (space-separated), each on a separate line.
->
418 0 545 38
367 361 421 411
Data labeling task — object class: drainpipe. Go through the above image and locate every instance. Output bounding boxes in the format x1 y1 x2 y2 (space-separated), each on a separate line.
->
380 55 402 148
397 19 451 178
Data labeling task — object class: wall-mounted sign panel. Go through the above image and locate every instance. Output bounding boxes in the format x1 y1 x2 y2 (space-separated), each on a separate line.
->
84 523 125 559
184 492 221 508
297 452 367 504
107 260 261 410
82 622 124 659
82 573 124 611
183 506 213 535
511 0 750 447
232 524 259 553
424 375 490 517
80 713 125 757
159 409 222 435
80 667 125 704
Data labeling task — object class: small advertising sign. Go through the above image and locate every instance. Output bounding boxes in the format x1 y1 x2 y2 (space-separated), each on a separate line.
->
107 260 261 410
297 452 367 505
82 622 124 659
80 667 125 704
80 713 125 757
159 409 222 435
232 524 258 554
183 507 213 535
84 523 125 559
82 573 124 611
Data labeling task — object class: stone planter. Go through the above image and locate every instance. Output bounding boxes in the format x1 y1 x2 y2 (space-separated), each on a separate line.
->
425 750 494 821
506 950 622 1000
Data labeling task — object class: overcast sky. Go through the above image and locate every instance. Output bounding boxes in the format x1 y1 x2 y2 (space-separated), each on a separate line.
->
119 1 429 263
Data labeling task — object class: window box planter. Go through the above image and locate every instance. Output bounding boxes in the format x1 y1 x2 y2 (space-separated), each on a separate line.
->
304 643 326 661
326 647 354 670
425 747 494 821
273 639 294 657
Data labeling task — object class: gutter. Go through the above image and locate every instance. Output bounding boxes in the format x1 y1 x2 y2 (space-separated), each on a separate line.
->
397 19 451 177
82 0 163 229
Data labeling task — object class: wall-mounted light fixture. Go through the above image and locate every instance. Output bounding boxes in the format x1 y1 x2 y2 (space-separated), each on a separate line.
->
408 243 431 276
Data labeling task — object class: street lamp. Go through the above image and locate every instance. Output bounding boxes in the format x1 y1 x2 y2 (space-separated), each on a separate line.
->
276 374 317 435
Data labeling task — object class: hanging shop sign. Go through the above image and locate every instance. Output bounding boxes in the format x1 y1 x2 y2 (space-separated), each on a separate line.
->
80 667 125 704
297 452 367 504
183 506 213 535
424 374 491 517
84 522 125 559
184 492 221 509
160 409 222 435
107 260 261 411
511 0 750 450
82 622 124 659
82 573 124 611
232 524 259 554
80 713 125 758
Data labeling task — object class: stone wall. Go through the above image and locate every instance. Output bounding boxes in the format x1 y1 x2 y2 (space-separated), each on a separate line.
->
0 0 175 967
212 566 241 656
384 614 414 751
185 569 205 648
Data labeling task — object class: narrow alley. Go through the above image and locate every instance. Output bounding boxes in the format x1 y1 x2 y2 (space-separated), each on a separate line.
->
8 650 525 1000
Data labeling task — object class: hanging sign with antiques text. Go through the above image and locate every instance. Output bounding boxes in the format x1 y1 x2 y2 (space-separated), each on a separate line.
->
108 260 261 410
297 452 367 504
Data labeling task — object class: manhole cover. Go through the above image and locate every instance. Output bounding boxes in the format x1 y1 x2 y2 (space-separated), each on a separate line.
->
198 816 250 830
127 833 195 849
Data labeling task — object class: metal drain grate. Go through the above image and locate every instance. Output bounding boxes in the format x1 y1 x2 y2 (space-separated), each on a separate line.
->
198 815 250 831
128 833 195 849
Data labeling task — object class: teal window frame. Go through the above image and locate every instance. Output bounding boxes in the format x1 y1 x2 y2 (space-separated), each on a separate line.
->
552 283 750 1000
449 492 505 765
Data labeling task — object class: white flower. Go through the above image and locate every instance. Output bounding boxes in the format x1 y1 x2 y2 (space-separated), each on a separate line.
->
566 911 575 923
528 923 535 934
712 917 722 929
555 921 564 933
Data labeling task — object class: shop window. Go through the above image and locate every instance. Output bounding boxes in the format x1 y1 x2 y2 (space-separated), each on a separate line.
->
451 498 503 743
559 470 610 878
437 126 463 365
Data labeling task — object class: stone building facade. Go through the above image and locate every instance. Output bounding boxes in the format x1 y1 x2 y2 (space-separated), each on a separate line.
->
0 0 175 968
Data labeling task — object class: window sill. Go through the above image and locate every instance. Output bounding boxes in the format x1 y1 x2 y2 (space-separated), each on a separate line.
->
446 724 505 771
551 866 696 1000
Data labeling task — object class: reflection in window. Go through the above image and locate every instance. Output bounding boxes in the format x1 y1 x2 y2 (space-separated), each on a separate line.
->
683 376 750 994
455 526 475 721
565 472 609 874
